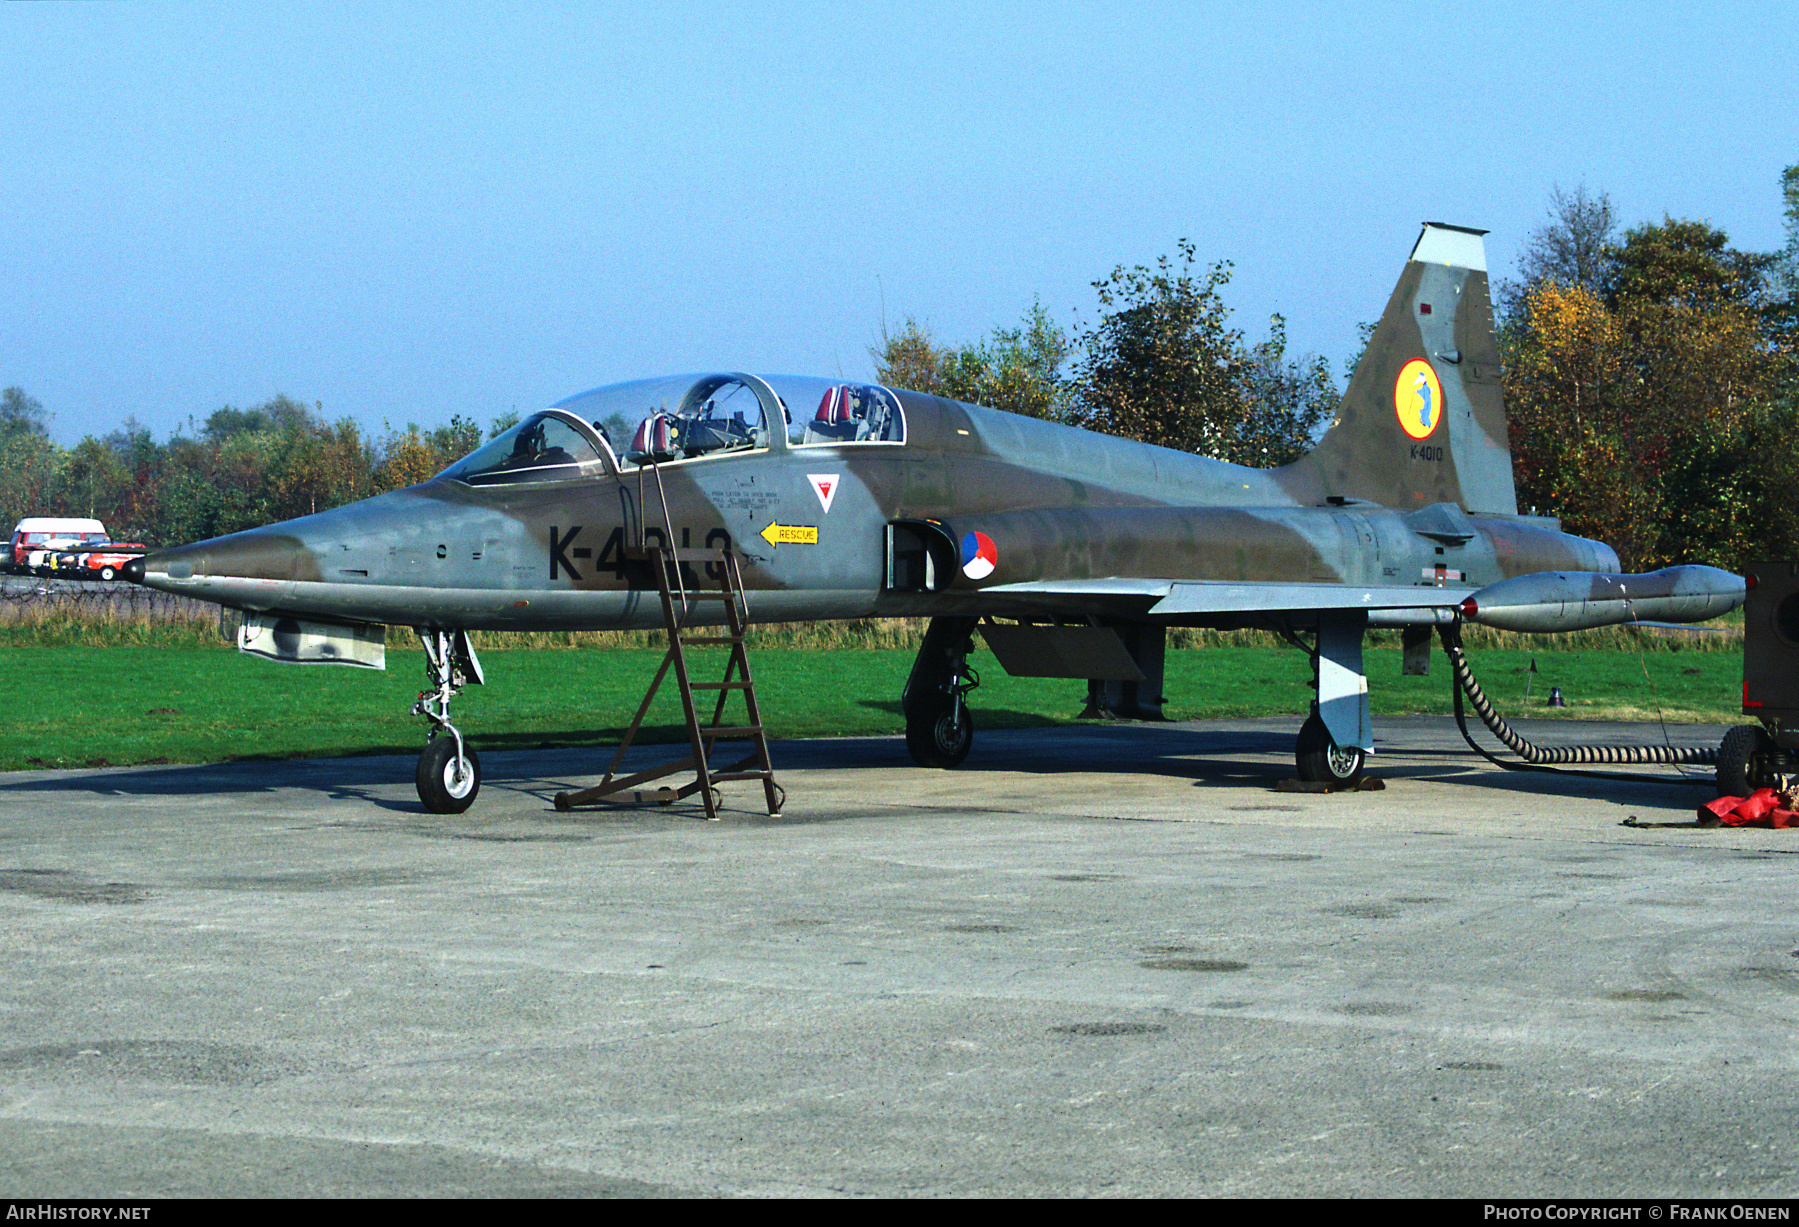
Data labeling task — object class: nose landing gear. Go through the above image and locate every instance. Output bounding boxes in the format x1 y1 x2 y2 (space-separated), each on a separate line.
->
902 616 980 769
412 629 485 813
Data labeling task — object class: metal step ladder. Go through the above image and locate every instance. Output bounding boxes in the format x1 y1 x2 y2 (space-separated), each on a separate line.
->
553 544 783 820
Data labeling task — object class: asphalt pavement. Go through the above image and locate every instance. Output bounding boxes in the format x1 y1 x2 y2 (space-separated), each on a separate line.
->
2 716 1794 1198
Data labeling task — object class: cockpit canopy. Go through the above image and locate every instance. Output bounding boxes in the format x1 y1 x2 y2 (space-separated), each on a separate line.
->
621 373 776 464
555 373 905 469
436 411 609 485
436 374 906 485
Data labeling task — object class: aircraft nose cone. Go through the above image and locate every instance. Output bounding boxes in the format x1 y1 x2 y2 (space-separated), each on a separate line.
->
122 557 145 584
134 528 323 611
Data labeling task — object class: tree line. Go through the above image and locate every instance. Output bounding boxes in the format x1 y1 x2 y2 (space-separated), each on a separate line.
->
6 168 1796 573
873 241 1339 468
0 392 511 547
877 169 1799 574
1500 178 1799 572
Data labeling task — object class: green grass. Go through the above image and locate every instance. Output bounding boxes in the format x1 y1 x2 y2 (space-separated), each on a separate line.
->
0 605 1745 655
0 636 1744 771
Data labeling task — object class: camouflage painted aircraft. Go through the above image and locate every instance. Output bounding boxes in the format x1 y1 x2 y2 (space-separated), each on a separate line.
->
129 223 1744 812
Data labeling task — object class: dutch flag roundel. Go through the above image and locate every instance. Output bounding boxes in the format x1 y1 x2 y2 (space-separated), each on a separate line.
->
960 531 997 580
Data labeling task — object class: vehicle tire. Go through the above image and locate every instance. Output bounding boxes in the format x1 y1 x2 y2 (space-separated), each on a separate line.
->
99 566 116 581
1295 712 1365 785
1717 724 1770 797
906 695 973 768
416 738 481 814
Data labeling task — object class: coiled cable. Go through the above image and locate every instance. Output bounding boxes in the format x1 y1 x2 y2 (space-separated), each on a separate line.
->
1437 622 1717 781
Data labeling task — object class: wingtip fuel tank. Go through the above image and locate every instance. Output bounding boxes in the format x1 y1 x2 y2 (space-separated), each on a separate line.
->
1460 566 1745 633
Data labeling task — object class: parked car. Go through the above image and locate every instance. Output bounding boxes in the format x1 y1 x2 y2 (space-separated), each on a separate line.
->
53 541 148 581
6 518 109 576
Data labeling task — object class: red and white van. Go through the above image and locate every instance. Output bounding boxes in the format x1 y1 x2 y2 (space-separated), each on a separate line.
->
7 518 110 576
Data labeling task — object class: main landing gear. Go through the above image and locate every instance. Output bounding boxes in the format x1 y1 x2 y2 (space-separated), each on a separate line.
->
1289 611 1372 786
412 628 485 813
1296 711 1366 785
896 612 1376 784
903 616 979 768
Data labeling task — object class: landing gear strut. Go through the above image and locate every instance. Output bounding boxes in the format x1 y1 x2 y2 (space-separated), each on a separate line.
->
412 629 485 813
1291 611 1371 785
908 688 975 768
903 616 979 768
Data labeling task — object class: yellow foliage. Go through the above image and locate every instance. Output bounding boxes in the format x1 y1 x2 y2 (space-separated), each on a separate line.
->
1504 275 1790 572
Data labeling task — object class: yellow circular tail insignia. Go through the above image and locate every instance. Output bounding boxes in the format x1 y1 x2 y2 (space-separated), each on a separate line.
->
1395 359 1443 440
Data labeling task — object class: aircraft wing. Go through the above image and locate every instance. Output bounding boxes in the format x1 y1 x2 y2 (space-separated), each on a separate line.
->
975 578 1466 623
976 565 1744 631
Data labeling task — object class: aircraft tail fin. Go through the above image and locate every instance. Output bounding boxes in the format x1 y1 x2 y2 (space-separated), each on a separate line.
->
1277 223 1518 516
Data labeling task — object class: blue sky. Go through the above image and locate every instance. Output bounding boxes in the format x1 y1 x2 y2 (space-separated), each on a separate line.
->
4 1 1794 447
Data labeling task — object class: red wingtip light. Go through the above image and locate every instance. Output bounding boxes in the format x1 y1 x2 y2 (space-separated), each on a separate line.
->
1745 572 1759 591
1459 597 1478 619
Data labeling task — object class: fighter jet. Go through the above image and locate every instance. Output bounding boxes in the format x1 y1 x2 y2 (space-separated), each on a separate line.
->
129 223 1745 811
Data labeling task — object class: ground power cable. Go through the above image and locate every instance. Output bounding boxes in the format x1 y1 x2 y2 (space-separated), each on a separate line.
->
1436 621 1718 785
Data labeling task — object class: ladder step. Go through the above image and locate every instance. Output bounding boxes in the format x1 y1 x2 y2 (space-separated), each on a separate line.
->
709 770 774 782
690 682 751 690
702 725 762 738
682 636 743 646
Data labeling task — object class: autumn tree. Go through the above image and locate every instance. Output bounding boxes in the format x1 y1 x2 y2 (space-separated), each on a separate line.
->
1783 165 1799 291
62 436 129 523
876 244 1334 466
1504 282 1660 565
371 416 483 493
873 300 1071 421
1497 185 1618 323
1603 217 1774 312
266 414 373 522
0 388 65 536
1064 243 1241 453
871 317 945 399
1065 242 1333 465
1504 203 1795 571
2 386 49 439
0 382 502 549
152 396 376 543
1231 315 1338 466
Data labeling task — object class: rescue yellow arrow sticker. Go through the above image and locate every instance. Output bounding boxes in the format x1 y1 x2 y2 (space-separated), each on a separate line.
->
760 521 819 547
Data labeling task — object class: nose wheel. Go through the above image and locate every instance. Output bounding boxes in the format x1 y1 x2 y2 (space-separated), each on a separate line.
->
418 736 481 813
901 617 981 769
411 629 485 813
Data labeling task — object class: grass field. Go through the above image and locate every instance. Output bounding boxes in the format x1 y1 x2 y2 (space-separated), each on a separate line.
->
0 628 1745 771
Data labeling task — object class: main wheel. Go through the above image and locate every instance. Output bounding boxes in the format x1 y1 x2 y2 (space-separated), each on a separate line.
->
417 738 481 814
906 695 973 768
1295 712 1365 785
1717 724 1771 797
